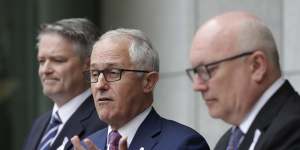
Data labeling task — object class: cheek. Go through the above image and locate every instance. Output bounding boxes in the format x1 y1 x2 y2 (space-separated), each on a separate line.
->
209 74 237 108
38 67 42 76
91 84 96 93
216 77 247 113
62 67 83 85
108 85 139 116
111 87 129 110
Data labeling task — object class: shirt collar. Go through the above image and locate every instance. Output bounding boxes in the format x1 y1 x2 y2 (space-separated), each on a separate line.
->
107 106 152 147
52 89 92 123
239 77 285 134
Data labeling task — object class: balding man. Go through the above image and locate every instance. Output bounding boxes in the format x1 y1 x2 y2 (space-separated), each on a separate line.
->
186 11 300 150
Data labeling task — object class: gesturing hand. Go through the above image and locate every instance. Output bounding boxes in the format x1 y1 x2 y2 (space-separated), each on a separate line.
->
71 135 128 150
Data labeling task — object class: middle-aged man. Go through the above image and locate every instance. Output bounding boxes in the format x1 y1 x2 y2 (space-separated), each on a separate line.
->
23 18 106 150
186 11 300 150
71 28 210 150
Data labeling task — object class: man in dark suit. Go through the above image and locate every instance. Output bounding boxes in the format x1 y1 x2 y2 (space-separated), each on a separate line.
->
186 11 300 150
71 28 210 150
23 18 106 150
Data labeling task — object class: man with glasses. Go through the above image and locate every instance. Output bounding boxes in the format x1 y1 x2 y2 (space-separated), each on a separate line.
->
71 28 210 150
186 11 300 150
23 18 106 150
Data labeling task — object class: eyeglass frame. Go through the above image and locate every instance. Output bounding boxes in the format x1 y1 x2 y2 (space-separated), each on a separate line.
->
186 51 255 82
83 68 151 83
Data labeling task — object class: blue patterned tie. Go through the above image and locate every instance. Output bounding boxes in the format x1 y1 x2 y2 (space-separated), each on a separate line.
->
38 111 62 150
226 127 244 150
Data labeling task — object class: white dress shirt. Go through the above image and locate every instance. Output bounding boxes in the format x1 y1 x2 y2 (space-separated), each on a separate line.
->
237 77 285 148
51 88 92 144
106 107 152 149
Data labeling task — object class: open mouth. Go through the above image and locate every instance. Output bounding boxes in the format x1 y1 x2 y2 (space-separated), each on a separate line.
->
97 97 113 102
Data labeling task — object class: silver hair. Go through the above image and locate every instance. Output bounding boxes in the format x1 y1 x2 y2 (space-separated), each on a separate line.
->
37 18 100 61
98 28 159 72
237 19 281 70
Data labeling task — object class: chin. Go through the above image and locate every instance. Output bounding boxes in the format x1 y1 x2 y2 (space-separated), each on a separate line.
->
99 111 113 122
43 89 61 99
43 90 56 96
208 110 222 119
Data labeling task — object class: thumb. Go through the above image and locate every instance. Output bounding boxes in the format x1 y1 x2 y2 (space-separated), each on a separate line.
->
118 136 128 150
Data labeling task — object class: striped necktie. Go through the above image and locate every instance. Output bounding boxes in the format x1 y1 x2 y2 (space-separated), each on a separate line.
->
38 111 62 150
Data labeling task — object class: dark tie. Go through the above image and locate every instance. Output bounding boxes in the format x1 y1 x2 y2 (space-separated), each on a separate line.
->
37 111 62 150
226 127 244 150
108 130 122 150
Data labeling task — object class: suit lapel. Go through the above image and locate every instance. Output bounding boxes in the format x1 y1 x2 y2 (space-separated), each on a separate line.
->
129 108 161 150
214 129 231 150
239 81 291 150
97 128 108 150
89 128 108 150
50 96 94 150
30 112 51 150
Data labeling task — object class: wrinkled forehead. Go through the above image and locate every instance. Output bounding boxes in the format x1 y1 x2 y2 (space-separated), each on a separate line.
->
90 38 132 69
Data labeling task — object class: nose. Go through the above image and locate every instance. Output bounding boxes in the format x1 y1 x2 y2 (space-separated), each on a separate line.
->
40 60 53 74
93 73 109 90
192 75 208 92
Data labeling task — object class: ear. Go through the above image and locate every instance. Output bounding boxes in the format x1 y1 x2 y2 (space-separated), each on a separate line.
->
143 72 159 93
249 51 267 83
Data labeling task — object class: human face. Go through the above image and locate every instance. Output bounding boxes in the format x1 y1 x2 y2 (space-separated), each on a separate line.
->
37 33 89 106
189 26 254 124
90 38 150 129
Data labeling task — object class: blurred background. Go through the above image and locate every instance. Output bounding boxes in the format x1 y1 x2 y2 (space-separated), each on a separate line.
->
1 0 299 149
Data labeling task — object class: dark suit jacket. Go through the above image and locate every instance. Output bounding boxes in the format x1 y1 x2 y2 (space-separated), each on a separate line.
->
214 81 300 150
87 108 210 150
23 95 107 150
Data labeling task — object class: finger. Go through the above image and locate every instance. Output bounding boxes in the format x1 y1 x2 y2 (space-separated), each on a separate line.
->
71 135 85 150
119 136 128 150
83 138 100 150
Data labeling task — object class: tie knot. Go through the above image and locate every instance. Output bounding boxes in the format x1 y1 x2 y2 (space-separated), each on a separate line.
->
108 130 122 146
51 111 62 125
38 111 62 150
232 127 243 138
227 127 244 150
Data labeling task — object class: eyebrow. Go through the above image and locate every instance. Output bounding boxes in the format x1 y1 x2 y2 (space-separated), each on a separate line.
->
90 63 122 69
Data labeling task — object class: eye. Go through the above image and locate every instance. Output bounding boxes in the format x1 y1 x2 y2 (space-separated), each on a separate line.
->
90 70 99 77
206 64 218 75
105 69 121 78
53 58 66 63
108 69 121 78
194 66 205 74
110 69 120 74
38 59 45 65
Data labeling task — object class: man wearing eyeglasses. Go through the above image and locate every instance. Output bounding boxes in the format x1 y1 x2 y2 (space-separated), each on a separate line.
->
23 18 107 150
186 11 300 150
71 28 210 150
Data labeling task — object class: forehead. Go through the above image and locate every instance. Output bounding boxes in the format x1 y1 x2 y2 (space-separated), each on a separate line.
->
189 22 238 66
90 38 132 68
37 33 76 57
